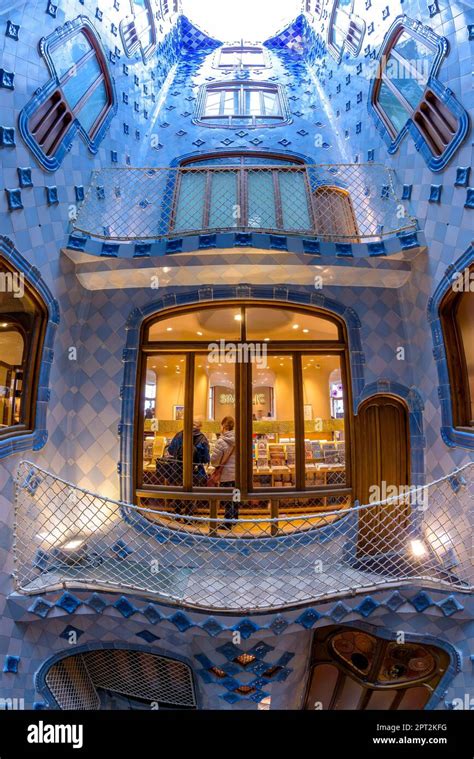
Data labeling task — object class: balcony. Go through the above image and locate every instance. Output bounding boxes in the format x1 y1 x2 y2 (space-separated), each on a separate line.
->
13 461 473 612
72 163 417 243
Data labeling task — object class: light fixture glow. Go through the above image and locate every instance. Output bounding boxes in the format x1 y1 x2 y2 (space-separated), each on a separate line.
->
410 539 428 558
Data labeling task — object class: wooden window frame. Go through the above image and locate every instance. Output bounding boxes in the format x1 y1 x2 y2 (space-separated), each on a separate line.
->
195 82 289 128
372 24 443 143
170 153 315 235
0 258 47 443
134 302 353 503
215 45 271 70
439 267 474 432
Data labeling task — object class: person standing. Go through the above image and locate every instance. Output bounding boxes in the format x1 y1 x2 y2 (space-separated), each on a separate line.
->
211 416 237 529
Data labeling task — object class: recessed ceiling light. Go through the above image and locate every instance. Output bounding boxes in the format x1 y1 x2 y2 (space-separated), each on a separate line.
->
303 328 309 333
197 331 203 336
166 327 173 332
292 324 299 329
234 314 242 321
264 338 270 342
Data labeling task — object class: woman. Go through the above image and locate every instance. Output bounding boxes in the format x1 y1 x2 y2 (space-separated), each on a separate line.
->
211 416 237 528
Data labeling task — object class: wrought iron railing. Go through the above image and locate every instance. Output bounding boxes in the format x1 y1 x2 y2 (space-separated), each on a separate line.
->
72 164 417 243
13 461 473 611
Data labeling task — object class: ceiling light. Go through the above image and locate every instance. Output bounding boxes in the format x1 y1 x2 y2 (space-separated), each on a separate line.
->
166 327 173 332
234 314 242 321
197 331 203 336
303 328 309 333
292 324 299 329
410 539 428 558
0 323 8 328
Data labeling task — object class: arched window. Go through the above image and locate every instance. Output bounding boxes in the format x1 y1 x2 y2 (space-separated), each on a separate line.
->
214 44 270 70
136 302 351 527
304 626 450 710
0 258 47 442
312 186 359 240
120 0 157 62
327 0 365 64
171 154 314 235
370 17 468 171
195 82 290 128
439 266 474 431
19 17 116 171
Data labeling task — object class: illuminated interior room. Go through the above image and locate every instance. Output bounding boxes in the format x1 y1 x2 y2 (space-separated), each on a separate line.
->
0 0 472 716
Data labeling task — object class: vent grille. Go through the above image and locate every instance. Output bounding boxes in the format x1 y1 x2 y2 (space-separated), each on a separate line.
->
45 650 196 710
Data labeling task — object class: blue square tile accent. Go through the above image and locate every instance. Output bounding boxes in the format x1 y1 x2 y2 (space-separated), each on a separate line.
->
45 186 59 205
5 21 19 40
367 149 375 161
143 604 162 625
368 241 386 256
354 595 380 617
136 630 160 643
295 608 321 629
46 1 57 17
170 611 193 631
410 591 433 612
465 188 474 209
114 596 137 618
303 239 320 254
335 243 353 256
5 188 23 210
202 617 224 637
0 68 14 89
454 167 470 187
468 25 474 41
384 591 406 611
56 592 81 614
232 618 259 640
134 243 152 256
111 538 132 556
166 238 182 253
216 642 240 660
234 233 252 246
437 595 464 617
402 184 412 200
329 602 352 621
0 126 15 147
75 186 85 202
199 234 217 249
429 185 442 203
59 625 84 641
3 655 20 673
269 235 288 250
17 167 32 188
28 598 52 618
86 593 107 614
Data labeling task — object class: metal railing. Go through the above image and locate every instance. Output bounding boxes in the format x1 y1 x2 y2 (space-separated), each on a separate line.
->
13 461 473 611
72 163 417 243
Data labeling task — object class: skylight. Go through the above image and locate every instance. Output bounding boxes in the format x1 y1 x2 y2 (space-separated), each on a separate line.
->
181 0 302 43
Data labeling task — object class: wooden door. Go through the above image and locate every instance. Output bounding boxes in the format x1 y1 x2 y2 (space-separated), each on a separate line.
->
354 395 410 554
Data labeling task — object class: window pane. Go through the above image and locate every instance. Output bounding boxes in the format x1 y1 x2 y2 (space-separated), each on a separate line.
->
385 54 425 110
302 355 346 489
262 91 279 116
0 263 40 430
204 91 221 116
377 80 409 134
252 356 295 490
62 54 102 109
209 171 238 229
241 50 264 66
246 308 339 341
393 32 435 76
50 31 92 80
147 307 242 342
194 360 237 495
222 89 238 115
246 89 261 115
174 171 206 231
77 80 107 134
279 171 312 230
142 355 186 487
247 171 277 229
0 329 25 427
456 290 474 425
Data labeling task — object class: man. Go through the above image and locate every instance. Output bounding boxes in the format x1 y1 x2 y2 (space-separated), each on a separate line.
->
165 419 210 517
